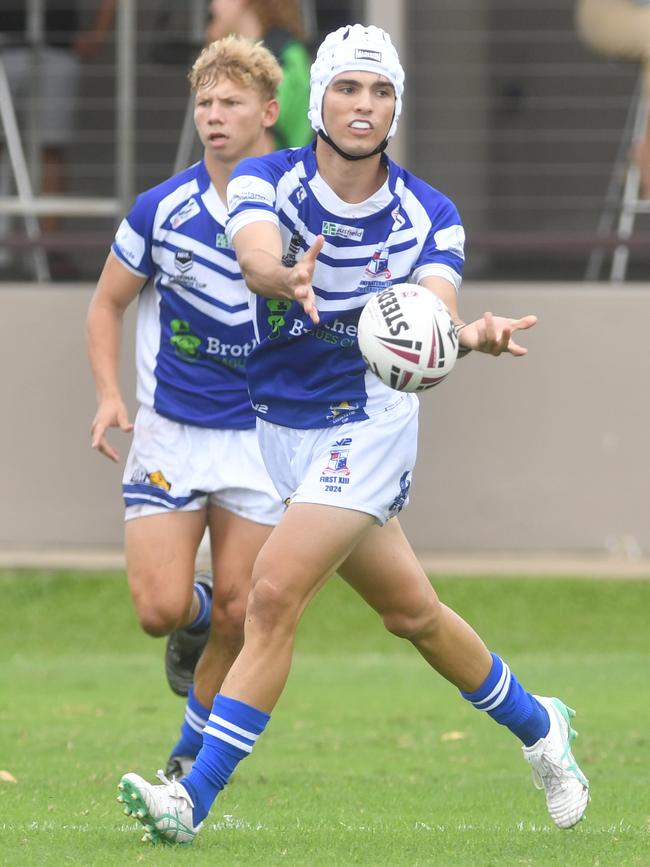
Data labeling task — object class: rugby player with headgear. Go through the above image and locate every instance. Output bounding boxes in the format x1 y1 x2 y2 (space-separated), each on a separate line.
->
115 24 589 845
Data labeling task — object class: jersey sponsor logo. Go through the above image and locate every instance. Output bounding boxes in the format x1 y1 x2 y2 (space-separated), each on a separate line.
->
253 402 269 414
169 320 256 367
355 48 382 62
130 466 172 491
265 298 292 339
389 471 411 515
288 317 358 349
229 189 271 209
170 319 202 359
321 221 365 242
215 232 230 249
170 197 200 229
114 218 145 268
321 437 352 477
228 174 275 210
174 249 193 272
205 336 257 360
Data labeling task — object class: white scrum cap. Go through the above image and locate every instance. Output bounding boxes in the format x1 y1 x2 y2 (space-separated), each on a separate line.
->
309 24 405 140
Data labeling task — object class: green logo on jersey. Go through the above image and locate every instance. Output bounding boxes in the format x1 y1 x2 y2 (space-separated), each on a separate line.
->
266 299 291 339
321 221 364 242
216 233 230 249
170 319 201 359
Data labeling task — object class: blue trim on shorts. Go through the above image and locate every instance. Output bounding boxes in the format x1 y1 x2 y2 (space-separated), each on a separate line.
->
122 483 205 509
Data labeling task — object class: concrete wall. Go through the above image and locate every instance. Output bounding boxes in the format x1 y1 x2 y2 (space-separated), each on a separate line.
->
1 282 648 556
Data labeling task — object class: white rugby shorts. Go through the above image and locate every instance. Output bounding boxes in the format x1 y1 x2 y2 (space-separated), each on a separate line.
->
123 405 283 525
256 394 419 526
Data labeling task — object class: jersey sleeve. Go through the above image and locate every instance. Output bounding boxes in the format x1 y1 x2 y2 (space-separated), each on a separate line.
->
411 198 465 293
111 192 156 278
225 156 282 243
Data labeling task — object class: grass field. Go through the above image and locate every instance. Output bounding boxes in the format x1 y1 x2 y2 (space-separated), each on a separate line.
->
1 570 649 866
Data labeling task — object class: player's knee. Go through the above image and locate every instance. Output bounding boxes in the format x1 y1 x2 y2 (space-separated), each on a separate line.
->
382 596 442 641
246 573 299 636
130 588 188 636
136 605 183 637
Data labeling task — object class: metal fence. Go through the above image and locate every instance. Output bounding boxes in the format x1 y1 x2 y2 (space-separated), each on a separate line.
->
1 0 648 282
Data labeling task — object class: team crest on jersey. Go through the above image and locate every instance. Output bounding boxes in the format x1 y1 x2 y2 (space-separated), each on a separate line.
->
322 438 352 476
365 247 391 278
170 197 200 229
174 249 193 272
130 466 172 491
327 401 359 422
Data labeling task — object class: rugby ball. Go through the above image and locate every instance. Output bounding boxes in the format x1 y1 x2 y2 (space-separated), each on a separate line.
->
357 284 458 392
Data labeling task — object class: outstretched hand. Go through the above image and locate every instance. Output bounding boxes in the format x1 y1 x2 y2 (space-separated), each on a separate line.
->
460 312 538 356
91 397 134 462
289 235 324 324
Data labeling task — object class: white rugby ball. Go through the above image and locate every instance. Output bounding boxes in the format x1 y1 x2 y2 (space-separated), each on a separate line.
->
357 284 459 392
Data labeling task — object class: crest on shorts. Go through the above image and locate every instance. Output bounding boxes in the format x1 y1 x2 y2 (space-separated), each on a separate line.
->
147 470 171 491
130 467 171 491
322 437 352 476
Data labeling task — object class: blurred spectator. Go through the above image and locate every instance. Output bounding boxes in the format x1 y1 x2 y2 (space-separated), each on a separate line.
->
0 0 117 273
576 0 650 197
206 0 312 149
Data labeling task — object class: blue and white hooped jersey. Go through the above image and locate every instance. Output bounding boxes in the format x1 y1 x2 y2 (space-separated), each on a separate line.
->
226 144 465 429
112 160 255 429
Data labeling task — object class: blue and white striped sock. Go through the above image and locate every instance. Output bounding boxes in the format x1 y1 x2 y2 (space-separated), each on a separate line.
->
186 581 211 634
461 653 550 746
170 688 211 759
181 693 270 825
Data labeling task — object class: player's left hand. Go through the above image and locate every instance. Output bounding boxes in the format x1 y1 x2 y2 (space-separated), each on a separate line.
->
460 312 537 356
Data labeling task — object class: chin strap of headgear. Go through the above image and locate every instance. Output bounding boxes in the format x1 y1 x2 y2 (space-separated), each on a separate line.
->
317 129 390 161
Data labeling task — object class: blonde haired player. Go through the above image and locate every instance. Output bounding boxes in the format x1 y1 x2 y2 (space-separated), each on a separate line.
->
117 25 589 845
87 36 284 778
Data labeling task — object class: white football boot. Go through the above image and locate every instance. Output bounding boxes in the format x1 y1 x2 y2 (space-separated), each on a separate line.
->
117 769 202 844
522 696 589 829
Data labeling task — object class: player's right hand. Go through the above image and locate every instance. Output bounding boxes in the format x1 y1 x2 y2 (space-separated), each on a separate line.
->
91 397 134 463
289 235 324 324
